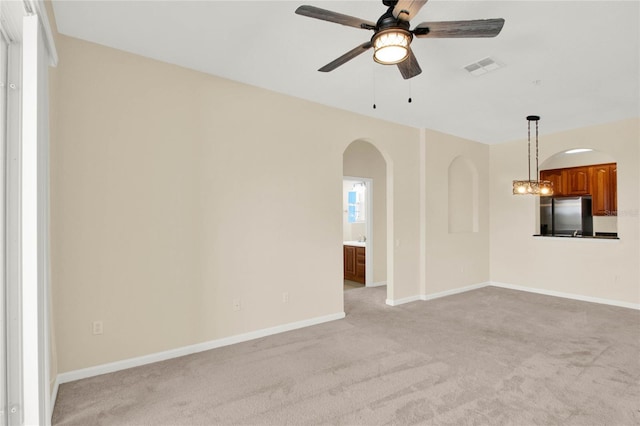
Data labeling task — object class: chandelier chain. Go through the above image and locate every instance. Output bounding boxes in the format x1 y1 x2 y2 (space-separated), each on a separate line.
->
512 115 552 196
527 119 531 181
535 119 539 182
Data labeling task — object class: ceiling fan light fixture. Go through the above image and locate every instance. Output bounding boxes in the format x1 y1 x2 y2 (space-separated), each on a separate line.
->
372 29 411 65
295 3 505 79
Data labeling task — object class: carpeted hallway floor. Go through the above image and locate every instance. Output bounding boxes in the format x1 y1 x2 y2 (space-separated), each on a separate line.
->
52 286 640 425
344 279 365 291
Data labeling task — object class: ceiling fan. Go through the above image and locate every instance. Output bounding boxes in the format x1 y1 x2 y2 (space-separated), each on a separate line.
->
295 0 505 80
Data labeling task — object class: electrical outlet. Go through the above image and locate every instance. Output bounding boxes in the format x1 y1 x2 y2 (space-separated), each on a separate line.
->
233 299 241 311
282 292 289 303
92 321 103 335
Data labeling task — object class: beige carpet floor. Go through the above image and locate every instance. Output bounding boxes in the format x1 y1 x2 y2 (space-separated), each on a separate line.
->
52 286 640 425
344 279 365 291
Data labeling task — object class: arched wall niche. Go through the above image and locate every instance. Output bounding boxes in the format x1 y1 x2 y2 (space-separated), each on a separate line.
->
448 155 479 234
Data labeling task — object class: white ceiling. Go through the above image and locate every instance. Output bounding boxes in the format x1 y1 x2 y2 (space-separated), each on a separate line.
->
51 0 640 144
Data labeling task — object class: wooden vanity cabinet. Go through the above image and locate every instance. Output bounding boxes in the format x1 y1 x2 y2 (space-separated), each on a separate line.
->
540 163 617 216
344 245 365 284
344 246 356 281
355 248 366 283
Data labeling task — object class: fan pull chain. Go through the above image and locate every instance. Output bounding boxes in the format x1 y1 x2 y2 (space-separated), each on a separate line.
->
408 80 412 103
372 66 377 109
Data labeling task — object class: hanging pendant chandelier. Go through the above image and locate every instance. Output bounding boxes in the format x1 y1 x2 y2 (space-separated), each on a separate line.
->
512 115 554 195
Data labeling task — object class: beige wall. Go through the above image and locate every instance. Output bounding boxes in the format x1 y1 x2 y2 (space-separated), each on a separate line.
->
424 129 491 294
490 118 640 304
49 35 422 373
343 141 387 284
48 30 638 379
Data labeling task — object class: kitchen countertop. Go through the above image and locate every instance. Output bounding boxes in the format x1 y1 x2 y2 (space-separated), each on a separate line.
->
343 241 366 247
533 234 619 240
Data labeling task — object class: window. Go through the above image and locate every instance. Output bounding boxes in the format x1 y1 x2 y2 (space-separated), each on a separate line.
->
347 183 366 223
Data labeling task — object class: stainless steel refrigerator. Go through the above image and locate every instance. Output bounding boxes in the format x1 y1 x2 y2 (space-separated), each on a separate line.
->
540 196 593 236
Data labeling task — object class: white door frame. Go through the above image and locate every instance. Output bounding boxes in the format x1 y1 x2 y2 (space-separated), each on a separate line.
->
0 23 9 426
1 5 25 424
1 2 58 423
343 176 373 286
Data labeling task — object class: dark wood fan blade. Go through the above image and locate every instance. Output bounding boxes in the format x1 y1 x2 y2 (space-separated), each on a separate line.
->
393 0 428 21
397 48 422 79
295 5 376 30
413 18 505 38
319 42 373 72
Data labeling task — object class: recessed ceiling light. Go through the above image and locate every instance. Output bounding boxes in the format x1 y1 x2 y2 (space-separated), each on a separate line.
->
564 148 593 154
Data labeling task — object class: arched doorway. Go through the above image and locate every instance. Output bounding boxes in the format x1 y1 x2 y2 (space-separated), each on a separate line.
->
342 140 390 304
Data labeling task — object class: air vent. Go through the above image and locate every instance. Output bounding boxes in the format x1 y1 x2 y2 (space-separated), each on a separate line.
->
464 57 503 76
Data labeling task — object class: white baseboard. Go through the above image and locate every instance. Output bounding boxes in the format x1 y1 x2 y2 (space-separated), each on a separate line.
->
54 281 639 390
367 281 387 288
386 295 421 306
388 280 639 311
50 376 59 419
490 281 640 310
387 282 489 306
420 282 490 302
57 311 345 385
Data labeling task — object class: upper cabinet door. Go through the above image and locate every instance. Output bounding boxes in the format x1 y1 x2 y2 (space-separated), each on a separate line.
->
590 164 611 216
611 165 617 215
540 169 565 195
564 166 590 195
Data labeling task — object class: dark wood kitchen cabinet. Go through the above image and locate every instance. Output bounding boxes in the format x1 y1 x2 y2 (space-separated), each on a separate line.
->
540 163 617 216
343 245 365 284
564 166 590 195
540 169 565 195
611 164 617 214
590 163 617 216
